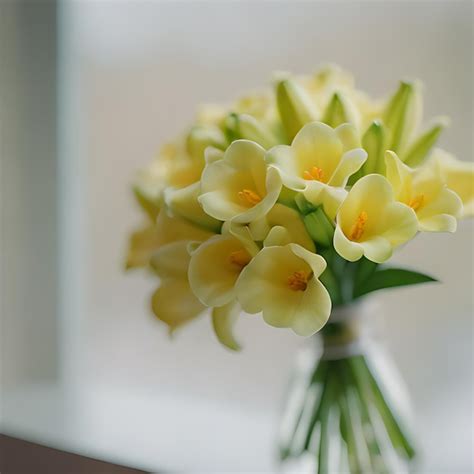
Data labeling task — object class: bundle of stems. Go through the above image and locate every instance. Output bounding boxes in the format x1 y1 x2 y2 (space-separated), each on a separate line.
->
279 321 416 474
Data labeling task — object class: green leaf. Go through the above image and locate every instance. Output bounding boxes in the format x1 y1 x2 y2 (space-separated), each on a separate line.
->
353 267 438 299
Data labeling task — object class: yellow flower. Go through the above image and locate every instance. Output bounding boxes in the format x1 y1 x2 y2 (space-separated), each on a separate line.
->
236 244 331 336
334 174 418 263
385 151 462 232
199 140 282 223
267 121 366 219
125 209 213 269
432 149 474 218
188 226 259 308
150 241 206 333
249 203 315 251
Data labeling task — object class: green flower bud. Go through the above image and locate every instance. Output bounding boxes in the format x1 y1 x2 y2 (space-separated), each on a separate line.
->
164 182 222 233
362 120 387 175
186 125 227 160
348 121 387 185
303 206 335 248
383 81 422 155
403 117 449 167
224 113 279 149
276 79 318 142
322 92 358 128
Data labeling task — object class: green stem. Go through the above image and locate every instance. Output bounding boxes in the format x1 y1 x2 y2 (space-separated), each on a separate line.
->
345 358 391 473
338 360 372 473
286 360 328 457
316 366 338 473
349 355 416 460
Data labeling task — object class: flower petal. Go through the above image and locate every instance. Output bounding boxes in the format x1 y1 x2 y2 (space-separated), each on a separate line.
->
150 241 192 279
333 225 364 262
360 236 393 263
211 301 242 351
125 225 162 269
291 278 332 336
433 149 474 218
164 182 222 232
327 148 367 187
151 279 205 333
188 234 248 307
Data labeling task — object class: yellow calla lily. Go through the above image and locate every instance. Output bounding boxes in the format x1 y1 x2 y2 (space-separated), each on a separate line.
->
150 241 206 333
432 149 474 218
199 140 282 223
334 174 418 263
236 243 331 336
249 203 315 251
267 121 366 219
385 151 462 232
188 227 259 308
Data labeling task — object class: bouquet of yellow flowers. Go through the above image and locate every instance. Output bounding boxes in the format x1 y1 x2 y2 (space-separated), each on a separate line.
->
126 66 472 473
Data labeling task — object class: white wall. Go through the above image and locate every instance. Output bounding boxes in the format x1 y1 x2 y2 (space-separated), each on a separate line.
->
2 1 472 472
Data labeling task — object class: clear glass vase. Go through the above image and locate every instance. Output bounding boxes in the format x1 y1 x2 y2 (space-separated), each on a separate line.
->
278 301 417 474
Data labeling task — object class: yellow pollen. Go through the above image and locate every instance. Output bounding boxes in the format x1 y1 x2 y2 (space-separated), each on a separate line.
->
349 211 368 241
408 194 424 212
238 189 262 206
303 166 325 182
287 271 311 291
228 249 251 269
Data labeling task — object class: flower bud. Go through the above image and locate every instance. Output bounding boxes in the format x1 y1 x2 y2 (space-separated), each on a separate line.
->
303 206 335 248
164 182 222 232
403 117 449 167
322 92 359 129
362 120 387 175
276 79 318 142
383 81 422 156
186 125 227 160
224 113 278 149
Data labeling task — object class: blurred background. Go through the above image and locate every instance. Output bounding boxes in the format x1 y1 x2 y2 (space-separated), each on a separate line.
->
1 1 472 472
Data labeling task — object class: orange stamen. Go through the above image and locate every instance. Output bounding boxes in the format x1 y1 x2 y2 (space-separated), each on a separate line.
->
303 166 325 182
408 194 424 212
287 270 311 291
228 249 251 269
238 189 262 206
349 211 368 241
